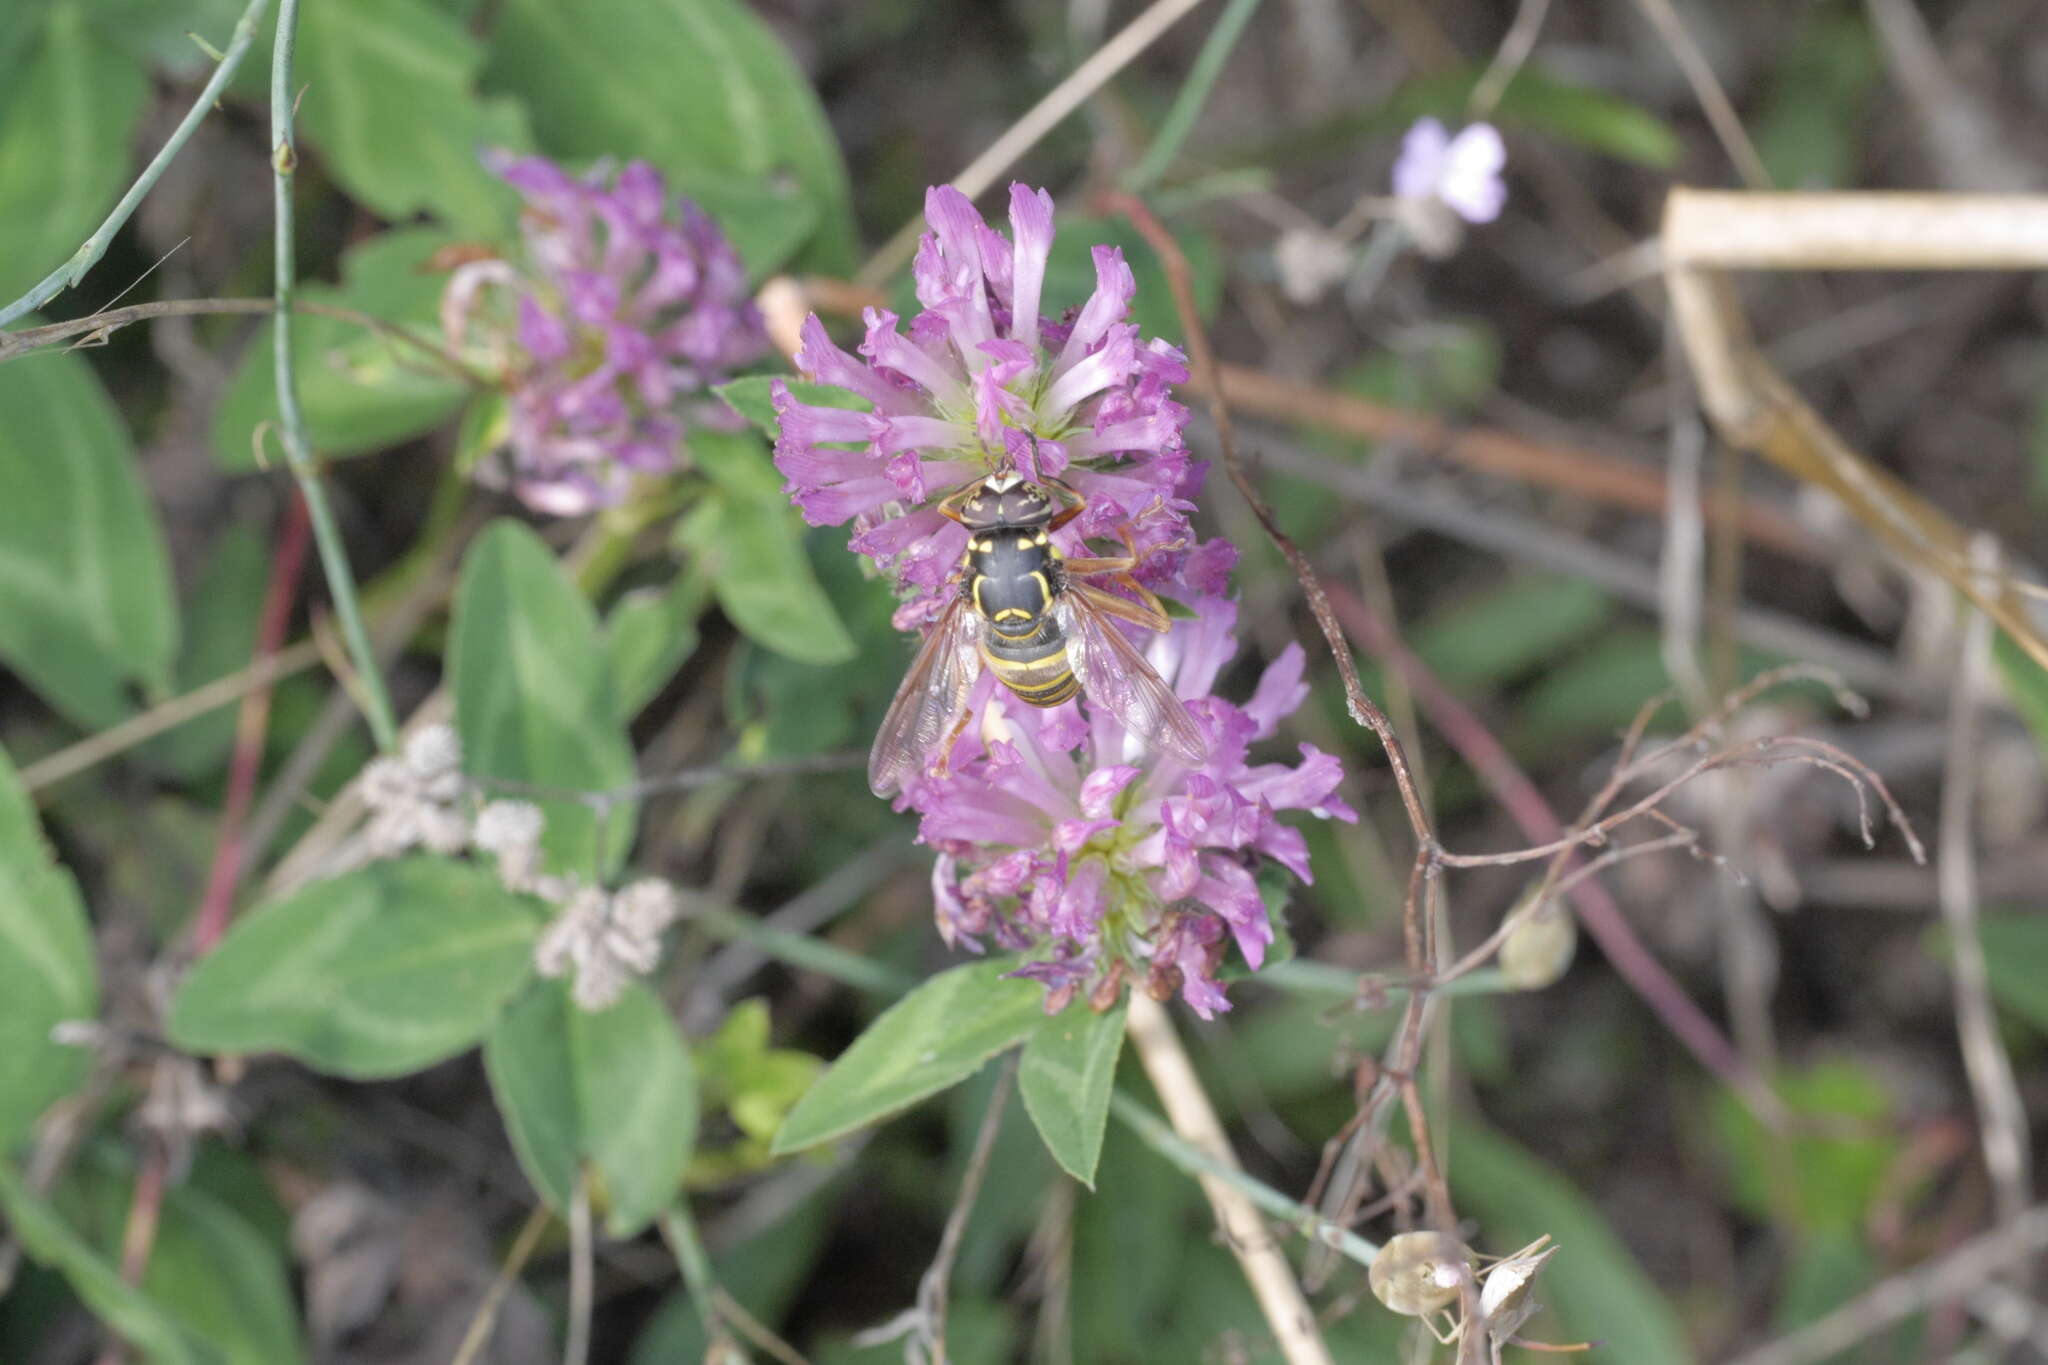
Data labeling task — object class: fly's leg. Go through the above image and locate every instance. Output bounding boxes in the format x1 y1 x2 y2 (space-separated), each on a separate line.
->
1064 525 1178 632
931 705 975 778
1069 580 1174 633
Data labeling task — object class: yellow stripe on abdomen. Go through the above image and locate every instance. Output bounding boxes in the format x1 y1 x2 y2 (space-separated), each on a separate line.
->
983 644 1080 707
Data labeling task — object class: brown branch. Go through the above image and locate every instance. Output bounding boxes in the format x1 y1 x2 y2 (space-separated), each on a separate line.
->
1194 363 1819 561
1101 191 1436 853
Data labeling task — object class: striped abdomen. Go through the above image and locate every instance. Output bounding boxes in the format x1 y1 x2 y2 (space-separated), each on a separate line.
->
981 615 1080 707
966 527 1078 708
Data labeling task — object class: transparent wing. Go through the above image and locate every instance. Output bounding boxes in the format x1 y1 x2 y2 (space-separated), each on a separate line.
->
1057 588 1208 766
868 597 984 797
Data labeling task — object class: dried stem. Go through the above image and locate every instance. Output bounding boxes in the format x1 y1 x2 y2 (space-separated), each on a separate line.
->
1725 1205 2048 1365
1103 192 1434 847
1938 540 2034 1234
20 639 323 793
1126 994 1336 1365
919 1056 1015 1363
855 0 1210 286
1628 0 1773 188
0 297 486 386
449 1205 553 1365
1328 585 1792 1126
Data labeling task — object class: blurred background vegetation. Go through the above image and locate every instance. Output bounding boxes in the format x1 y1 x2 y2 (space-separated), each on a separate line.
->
3 0 2048 1361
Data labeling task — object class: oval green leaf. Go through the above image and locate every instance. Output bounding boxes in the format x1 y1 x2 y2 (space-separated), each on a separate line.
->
450 519 638 876
484 978 698 1238
0 744 98 1152
167 857 541 1079
772 959 1046 1154
0 334 177 728
1019 1001 1127 1189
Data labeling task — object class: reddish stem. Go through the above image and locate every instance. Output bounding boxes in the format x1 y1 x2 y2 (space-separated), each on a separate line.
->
1326 584 1787 1125
191 492 313 954
95 496 315 1360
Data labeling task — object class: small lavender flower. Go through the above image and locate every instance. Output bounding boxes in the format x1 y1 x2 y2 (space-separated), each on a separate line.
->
772 184 1205 621
533 877 683 1011
1391 118 1508 257
907 596 1354 1017
443 154 769 517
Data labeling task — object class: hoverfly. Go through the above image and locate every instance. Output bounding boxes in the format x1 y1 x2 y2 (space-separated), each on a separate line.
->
868 471 1208 797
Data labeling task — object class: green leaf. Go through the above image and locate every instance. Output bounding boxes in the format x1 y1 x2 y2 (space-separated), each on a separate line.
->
296 0 530 234
0 745 97 1152
1708 1058 1896 1236
1449 1123 1695 1364
1394 66 1680 168
714 375 870 439
1408 574 1612 691
1270 64 1678 174
678 430 856 666
0 340 178 728
1754 14 1879 190
485 979 697 1237
68 1144 303 1365
483 0 856 272
1018 1001 1126 1188
450 520 637 875
139 526 267 778
167 857 540 1079
0 2 149 303
607 572 707 720
631 1188 833 1365
1957 913 2048 1036
693 999 822 1178
213 227 471 469
0 1162 216 1365
1994 630 2048 768
773 959 1046 1153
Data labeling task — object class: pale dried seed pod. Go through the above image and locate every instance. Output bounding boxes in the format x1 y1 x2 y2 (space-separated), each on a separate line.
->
1368 1229 1473 1317
1499 895 1576 991
1477 1240 1557 1344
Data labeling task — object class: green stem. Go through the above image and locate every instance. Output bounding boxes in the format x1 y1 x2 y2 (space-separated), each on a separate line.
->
679 892 917 997
659 1200 722 1344
0 0 277 328
1260 957 1510 999
1109 1091 1380 1267
271 0 399 753
1123 0 1266 192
